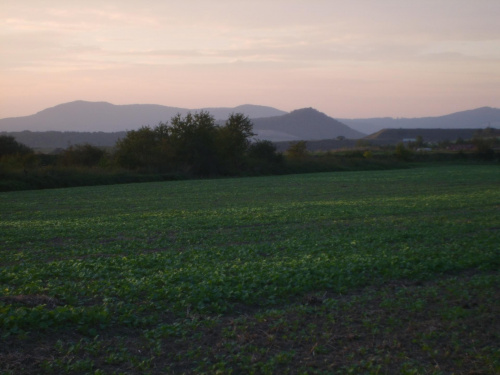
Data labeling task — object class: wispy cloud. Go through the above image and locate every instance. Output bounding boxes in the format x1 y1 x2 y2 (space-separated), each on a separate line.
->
1 0 499 118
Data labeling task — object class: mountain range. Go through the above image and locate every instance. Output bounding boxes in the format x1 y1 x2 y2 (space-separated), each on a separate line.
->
339 107 500 134
0 101 363 143
0 101 287 133
1 102 499 148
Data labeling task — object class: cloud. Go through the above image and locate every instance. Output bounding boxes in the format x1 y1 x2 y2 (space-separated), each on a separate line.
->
3 0 499 71
1 0 499 118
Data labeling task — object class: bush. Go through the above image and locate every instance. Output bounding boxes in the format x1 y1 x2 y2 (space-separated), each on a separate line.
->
363 151 373 159
59 144 107 167
472 138 495 160
286 141 308 160
0 153 38 171
394 143 413 161
0 135 33 158
247 140 284 173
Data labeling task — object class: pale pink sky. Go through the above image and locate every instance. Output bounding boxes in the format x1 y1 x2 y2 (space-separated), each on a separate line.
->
1 0 499 120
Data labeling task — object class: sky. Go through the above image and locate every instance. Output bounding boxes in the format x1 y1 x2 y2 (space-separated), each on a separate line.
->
1 0 500 120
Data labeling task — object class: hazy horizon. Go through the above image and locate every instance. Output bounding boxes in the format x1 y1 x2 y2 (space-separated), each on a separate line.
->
2 0 499 120
1 100 499 122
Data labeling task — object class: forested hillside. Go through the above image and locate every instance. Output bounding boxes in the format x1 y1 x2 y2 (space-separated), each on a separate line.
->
0 131 126 150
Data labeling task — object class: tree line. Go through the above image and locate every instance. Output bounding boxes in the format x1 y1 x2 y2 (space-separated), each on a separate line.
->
0 112 283 176
2 113 498 191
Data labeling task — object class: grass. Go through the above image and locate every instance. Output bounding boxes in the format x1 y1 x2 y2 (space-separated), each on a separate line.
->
0 164 499 374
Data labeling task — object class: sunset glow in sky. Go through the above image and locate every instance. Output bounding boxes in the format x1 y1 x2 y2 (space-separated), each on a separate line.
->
1 0 499 119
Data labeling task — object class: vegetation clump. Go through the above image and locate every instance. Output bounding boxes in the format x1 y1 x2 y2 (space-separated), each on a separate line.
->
0 135 34 158
0 113 286 191
113 112 259 175
1 119 499 192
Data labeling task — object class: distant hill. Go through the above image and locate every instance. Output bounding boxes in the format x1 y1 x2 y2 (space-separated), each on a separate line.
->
0 103 364 148
0 131 127 151
0 101 287 133
4 127 496 153
2 108 363 150
252 108 364 141
274 127 500 152
204 104 288 120
340 107 500 134
3 102 497 149
364 128 493 143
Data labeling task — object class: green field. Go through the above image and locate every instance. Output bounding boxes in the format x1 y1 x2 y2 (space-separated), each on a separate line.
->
1 165 499 374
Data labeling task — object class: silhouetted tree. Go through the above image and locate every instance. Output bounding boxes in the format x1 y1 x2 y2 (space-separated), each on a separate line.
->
113 112 257 176
394 142 413 161
472 138 495 160
216 113 255 173
0 135 36 171
60 144 107 167
286 141 308 160
169 111 218 175
114 126 168 170
247 140 283 173
0 135 33 157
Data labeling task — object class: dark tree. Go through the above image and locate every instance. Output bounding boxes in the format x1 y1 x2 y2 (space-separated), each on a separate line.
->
0 135 33 158
169 111 218 175
216 113 255 173
247 140 283 173
286 141 308 160
60 144 107 167
114 126 167 170
394 142 413 161
112 112 271 176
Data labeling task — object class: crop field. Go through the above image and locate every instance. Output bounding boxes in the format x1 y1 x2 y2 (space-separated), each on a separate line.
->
0 164 499 374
